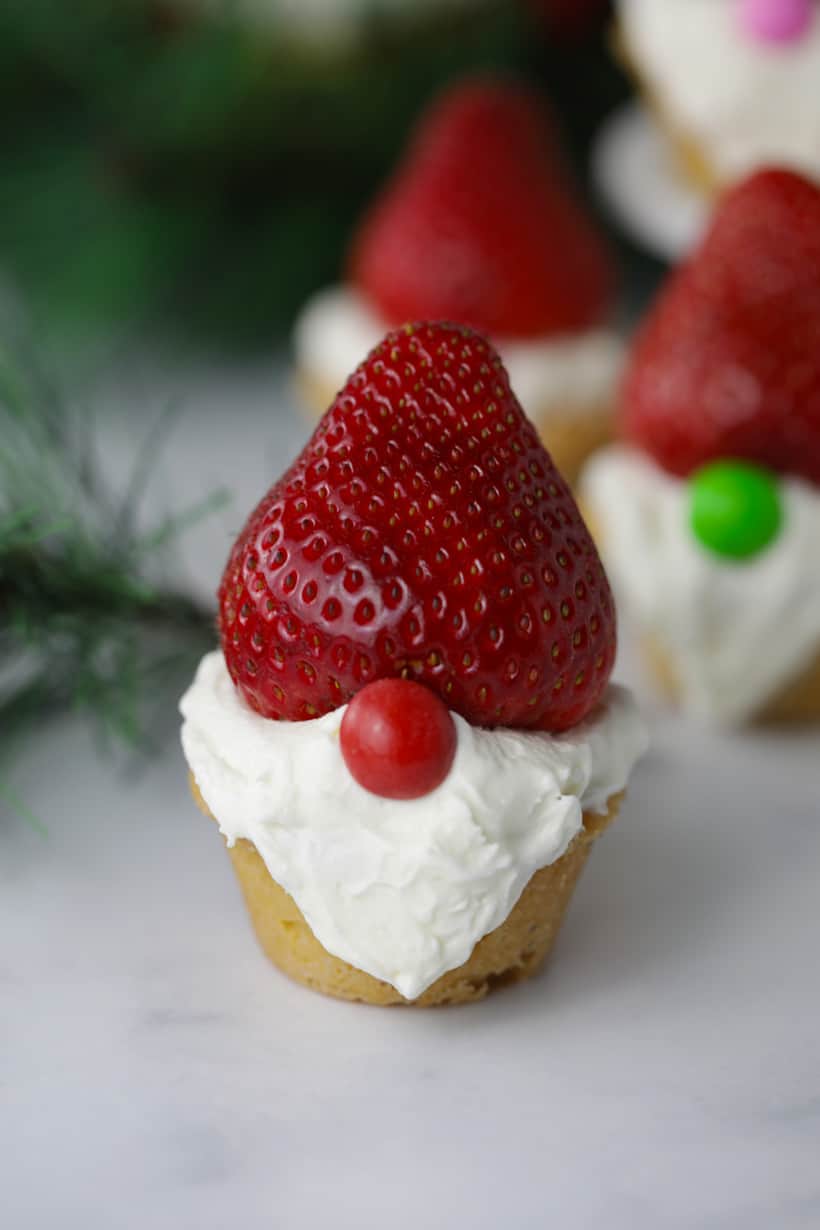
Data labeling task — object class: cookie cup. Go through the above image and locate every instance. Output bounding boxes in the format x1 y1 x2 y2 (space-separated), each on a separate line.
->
613 22 721 196
581 498 820 727
643 637 820 725
190 775 623 1006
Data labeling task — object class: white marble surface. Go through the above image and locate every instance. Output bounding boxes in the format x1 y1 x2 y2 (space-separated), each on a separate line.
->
2 358 820 1229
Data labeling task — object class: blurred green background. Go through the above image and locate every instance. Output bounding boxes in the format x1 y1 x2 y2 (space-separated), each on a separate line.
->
0 0 635 352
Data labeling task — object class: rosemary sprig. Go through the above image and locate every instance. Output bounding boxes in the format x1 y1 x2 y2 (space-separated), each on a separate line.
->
0 335 225 819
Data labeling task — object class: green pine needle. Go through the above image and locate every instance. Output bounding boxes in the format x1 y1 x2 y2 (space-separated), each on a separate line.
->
0 776 47 836
0 330 225 822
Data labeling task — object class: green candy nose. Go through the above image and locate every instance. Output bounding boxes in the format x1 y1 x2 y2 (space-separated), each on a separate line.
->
689 460 783 560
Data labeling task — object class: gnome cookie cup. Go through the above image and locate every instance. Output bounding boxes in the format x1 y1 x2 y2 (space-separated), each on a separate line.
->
615 0 820 196
582 169 820 726
182 323 647 1006
293 79 624 483
186 698 630 1007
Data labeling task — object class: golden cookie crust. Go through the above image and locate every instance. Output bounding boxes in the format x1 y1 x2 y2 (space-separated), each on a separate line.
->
191 775 623 1006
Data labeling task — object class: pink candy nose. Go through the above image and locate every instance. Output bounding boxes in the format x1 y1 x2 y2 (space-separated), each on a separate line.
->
738 0 813 43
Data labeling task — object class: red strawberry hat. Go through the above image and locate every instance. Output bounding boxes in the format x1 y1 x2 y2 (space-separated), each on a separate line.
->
220 322 616 735
349 79 616 340
622 168 820 487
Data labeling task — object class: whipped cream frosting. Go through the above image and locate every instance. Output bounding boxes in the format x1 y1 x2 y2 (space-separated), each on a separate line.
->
293 286 625 419
180 651 646 999
618 0 820 182
582 447 820 724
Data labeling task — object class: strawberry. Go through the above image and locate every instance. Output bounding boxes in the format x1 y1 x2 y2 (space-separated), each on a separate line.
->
349 80 615 339
623 168 820 486
219 323 615 732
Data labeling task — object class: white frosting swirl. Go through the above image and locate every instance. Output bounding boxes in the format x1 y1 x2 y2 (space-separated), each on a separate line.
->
293 286 624 418
618 0 820 182
180 651 646 999
582 447 820 724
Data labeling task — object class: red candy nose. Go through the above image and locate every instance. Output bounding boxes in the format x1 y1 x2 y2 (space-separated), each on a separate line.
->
340 678 457 801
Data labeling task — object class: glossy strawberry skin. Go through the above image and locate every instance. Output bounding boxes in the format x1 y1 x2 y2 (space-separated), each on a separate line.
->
349 80 615 339
623 169 820 485
219 324 616 732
